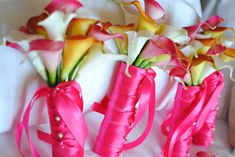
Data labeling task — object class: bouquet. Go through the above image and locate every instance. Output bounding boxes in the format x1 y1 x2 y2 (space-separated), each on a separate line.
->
5 0 125 156
161 15 235 157
92 0 190 156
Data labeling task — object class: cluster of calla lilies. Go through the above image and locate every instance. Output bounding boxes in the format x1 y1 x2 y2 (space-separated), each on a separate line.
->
4 0 235 87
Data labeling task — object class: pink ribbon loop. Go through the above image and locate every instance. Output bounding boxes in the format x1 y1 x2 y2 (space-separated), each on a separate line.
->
93 62 156 157
15 81 88 157
161 71 224 157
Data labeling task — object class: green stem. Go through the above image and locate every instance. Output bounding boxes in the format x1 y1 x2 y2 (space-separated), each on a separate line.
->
48 71 57 87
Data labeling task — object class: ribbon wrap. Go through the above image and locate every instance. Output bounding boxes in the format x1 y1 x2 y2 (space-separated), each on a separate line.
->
15 81 88 157
161 71 224 157
93 62 156 157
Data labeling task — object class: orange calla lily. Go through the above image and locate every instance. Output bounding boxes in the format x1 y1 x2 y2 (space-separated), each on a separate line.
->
197 38 218 55
123 1 159 33
204 27 230 38
61 36 97 80
219 48 235 62
192 54 214 67
27 13 49 38
67 18 97 37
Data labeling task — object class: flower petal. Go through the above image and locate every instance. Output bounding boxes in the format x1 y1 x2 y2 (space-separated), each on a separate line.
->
125 31 150 64
45 0 83 14
61 36 97 80
144 0 165 21
26 13 49 37
76 44 127 77
39 11 76 40
159 24 189 45
141 35 175 59
28 39 64 73
67 18 97 37
87 24 125 42
201 15 224 31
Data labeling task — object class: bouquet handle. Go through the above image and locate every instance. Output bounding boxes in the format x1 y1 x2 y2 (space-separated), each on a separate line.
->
15 81 88 157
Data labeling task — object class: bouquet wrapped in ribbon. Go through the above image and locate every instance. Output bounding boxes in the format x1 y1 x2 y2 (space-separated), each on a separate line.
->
5 0 125 156
92 0 189 156
161 15 235 157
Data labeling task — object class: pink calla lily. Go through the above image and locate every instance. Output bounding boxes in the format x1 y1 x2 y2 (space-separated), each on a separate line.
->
29 39 64 85
45 0 83 14
144 0 165 21
141 35 174 59
29 38 64 72
87 24 126 43
184 15 224 40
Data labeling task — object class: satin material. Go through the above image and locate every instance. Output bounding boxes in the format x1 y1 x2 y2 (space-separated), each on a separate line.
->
161 71 224 157
15 81 88 157
93 62 156 157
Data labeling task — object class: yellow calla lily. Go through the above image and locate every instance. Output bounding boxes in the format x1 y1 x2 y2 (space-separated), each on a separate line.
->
67 18 97 37
61 36 97 80
123 1 159 33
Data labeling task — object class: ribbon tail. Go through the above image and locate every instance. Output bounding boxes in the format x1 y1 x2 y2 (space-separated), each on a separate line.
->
15 87 49 157
37 130 52 144
124 73 156 150
92 96 109 115
194 80 224 133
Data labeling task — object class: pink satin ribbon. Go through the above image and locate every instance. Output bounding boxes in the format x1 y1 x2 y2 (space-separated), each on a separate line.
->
15 81 88 157
161 71 224 157
93 62 156 157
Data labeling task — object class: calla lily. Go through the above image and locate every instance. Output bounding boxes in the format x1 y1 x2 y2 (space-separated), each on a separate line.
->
125 30 151 65
76 43 127 78
87 25 125 42
184 15 224 40
198 62 216 84
28 39 64 86
20 13 49 38
144 0 165 21
115 0 158 33
158 24 189 45
190 61 207 85
61 36 97 81
45 0 83 14
38 11 76 40
67 18 97 37
125 1 158 33
6 31 49 81
108 24 134 54
134 35 173 68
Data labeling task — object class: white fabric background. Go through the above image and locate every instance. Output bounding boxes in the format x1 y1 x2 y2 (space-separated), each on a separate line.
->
0 0 234 156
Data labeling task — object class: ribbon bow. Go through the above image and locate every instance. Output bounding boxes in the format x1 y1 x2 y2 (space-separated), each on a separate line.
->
16 81 88 157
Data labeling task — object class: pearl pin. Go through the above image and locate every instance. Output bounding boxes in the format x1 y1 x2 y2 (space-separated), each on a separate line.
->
55 115 60 122
58 133 63 139
56 87 60 91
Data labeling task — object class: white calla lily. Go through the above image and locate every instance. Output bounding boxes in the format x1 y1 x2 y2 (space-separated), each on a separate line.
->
181 40 203 58
39 11 76 41
160 25 190 45
76 44 127 79
6 30 43 51
28 51 48 81
198 62 216 84
5 31 48 81
125 30 152 65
